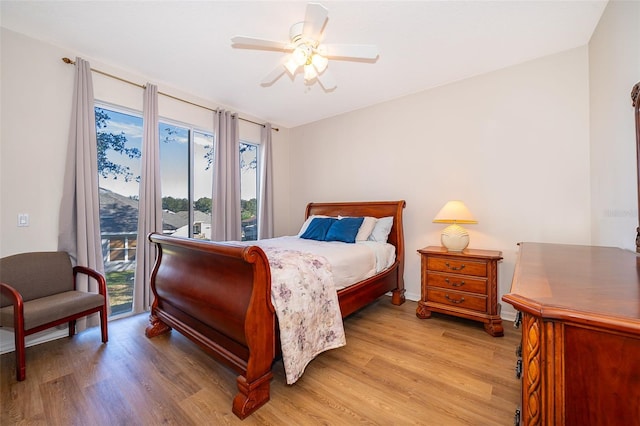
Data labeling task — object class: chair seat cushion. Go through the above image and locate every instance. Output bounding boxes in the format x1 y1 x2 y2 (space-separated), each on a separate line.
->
0 291 105 330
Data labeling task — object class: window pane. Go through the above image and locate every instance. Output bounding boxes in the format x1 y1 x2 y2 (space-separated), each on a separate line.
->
96 106 141 317
109 239 124 250
159 123 189 236
240 142 258 241
110 247 125 262
193 131 213 239
128 237 137 261
159 123 213 240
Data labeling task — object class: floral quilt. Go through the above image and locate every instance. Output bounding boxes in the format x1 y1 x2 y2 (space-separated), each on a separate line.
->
261 247 346 384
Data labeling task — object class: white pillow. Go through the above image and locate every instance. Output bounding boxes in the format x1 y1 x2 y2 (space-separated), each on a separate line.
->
298 215 329 236
368 216 394 243
337 215 378 241
355 216 378 241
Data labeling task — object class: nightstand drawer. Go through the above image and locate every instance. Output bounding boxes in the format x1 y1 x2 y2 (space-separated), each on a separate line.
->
427 257 487 277
428 273 487 294
427 288 486 312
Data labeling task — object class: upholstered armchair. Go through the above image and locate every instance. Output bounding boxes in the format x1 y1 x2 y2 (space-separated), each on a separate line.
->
0 251 108 381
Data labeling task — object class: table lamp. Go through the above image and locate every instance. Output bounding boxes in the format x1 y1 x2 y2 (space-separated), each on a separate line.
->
433 200 478 252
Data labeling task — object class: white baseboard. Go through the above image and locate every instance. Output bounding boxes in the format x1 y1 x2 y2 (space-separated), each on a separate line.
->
0 326 68 354
404 291 420 303
501 310 517 322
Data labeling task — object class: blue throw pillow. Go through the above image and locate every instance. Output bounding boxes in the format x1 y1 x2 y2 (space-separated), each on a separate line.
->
325 217 365 243
300 217 337 241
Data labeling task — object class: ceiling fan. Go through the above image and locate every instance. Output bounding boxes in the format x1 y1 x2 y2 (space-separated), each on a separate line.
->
231 2 379 91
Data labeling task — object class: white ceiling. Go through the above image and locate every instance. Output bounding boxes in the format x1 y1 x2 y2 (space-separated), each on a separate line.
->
1 1 607 128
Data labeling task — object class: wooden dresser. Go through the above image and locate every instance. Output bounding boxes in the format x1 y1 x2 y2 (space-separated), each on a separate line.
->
503 242 640 426
416 246 503 336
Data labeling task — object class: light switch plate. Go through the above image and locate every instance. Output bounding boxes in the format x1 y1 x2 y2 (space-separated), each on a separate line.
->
18 213 29 227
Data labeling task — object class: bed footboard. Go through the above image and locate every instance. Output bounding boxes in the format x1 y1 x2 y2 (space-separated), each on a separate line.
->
144 233 276 419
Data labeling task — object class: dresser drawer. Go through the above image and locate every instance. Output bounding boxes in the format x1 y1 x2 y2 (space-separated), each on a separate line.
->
427 288 487 312
427 273 487 294
427 257 487 277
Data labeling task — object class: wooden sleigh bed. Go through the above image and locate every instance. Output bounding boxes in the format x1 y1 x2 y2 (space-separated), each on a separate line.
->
144 200 406 419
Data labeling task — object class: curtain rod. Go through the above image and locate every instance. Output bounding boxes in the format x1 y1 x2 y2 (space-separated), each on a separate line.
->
62 57 279 132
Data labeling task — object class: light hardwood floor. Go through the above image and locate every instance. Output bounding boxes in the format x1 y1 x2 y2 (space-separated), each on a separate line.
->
1 299 520 425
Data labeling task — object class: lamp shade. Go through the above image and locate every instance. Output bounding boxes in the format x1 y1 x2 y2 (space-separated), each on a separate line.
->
433 200 478 224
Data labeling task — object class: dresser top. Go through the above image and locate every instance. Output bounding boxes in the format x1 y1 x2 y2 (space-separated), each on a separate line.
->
503 242 640 332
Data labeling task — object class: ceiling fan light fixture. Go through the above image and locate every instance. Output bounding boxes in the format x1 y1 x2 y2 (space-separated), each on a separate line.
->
304 64 318 81
311 52 328 73
284 57 300 76
292 45 310 66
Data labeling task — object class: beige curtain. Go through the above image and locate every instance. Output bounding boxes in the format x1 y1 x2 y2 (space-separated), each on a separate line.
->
211 110 241 241
133 84 161 313
258 123 274 239
58 57 105 330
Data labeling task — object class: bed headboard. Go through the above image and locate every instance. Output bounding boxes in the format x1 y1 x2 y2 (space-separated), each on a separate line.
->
304 200 406 264
632 82 640 253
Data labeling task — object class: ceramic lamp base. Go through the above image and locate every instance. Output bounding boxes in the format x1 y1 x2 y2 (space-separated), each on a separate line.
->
441 224 470 252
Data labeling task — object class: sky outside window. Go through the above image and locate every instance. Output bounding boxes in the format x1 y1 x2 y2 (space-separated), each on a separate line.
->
97 108 142 197
98 110 256 201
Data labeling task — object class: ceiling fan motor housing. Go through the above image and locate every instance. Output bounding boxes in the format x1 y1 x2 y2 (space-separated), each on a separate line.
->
289 22 306 44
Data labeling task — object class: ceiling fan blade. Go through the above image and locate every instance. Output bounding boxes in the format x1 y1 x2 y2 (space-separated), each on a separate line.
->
316 68 337 91
322 44 379 60
302 3 328 41
261 63 287 86
231 36 293 51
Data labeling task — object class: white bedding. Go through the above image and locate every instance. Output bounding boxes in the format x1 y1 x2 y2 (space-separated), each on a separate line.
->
234 235 396 383
245 236 396 289
153 215 401 387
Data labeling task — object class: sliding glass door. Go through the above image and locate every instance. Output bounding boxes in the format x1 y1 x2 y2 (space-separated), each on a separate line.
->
96 105 262 317
95 105 142 317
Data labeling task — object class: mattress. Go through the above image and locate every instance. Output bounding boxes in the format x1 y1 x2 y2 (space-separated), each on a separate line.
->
243 236 396 290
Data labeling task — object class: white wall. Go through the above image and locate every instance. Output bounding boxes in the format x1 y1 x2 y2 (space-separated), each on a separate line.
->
1 30 74 256
289 47 592 319
0 28 291 259
589 0 640 251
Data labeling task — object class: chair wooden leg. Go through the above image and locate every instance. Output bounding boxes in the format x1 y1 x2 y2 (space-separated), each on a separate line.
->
100 305 108 343
14 328 26 381
68 319 76 337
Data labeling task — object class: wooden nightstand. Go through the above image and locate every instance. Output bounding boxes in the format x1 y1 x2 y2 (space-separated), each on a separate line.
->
416 246 503 336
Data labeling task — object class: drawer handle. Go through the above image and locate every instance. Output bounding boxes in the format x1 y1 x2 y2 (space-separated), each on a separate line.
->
514 311 522 329
444 278 465 287
515 358 522 379
444 294 465 304
445 262 465 271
